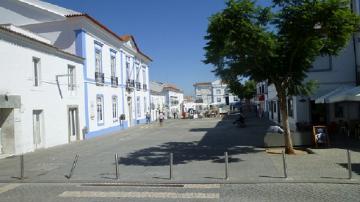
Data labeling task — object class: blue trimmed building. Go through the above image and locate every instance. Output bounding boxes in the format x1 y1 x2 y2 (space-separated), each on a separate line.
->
1 0 152 140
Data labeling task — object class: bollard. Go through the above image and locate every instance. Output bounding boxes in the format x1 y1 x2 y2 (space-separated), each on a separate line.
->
115 153 119 180
20 154 24 180
282 150 288 178
66 154 79 179
347 149 352 180
225 152 229 180
169 153 173 180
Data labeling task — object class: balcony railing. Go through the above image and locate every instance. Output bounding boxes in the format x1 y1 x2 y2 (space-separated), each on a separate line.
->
111 76 118 87
143 84 147 91
126 79 135 91
135 82 141 91
95 72 105 85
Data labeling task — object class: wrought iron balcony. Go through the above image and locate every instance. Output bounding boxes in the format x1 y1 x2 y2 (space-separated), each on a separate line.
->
95 72 104 85
126 79 135 91
111 76 118 87
136 82 141 91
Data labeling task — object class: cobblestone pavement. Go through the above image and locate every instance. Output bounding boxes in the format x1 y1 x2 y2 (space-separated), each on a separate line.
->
0 112 359 184
0 182 359 202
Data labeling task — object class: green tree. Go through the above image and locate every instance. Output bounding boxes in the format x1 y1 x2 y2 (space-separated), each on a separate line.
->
204 0 359 154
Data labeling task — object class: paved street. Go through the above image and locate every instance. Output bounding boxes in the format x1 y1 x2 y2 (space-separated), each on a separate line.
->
0 182 359 202
0 113 359 201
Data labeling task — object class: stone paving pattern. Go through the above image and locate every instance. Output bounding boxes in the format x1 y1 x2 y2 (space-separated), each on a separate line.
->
0 112 358 184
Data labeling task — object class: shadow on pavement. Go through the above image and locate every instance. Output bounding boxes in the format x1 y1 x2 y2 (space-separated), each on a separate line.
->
338 163 360 176
119 112 272 166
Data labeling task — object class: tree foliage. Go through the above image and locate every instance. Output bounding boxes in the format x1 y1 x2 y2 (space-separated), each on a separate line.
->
204 0 359 153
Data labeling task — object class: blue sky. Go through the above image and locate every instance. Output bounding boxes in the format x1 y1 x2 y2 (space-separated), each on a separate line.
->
43 0 269 95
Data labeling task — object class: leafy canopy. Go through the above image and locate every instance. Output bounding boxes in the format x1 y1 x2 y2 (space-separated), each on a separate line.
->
204 0 359 96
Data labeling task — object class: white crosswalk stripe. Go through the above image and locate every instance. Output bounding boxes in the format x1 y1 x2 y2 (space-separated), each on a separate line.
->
0 184 21 194
59 183 220 199
59 191 219 199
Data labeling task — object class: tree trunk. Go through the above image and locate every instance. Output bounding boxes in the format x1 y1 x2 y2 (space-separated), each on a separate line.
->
278 89 295 154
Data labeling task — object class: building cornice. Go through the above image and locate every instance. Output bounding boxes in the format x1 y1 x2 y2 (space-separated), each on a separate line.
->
0 26 84 63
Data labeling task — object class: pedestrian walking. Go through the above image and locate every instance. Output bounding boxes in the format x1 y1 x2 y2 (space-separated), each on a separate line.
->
146 112 151 124
159 112 164 126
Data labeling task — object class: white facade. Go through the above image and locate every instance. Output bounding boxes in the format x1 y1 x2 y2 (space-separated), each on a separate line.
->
267 40 359 130
211 79 239 105
0 25 84 155
194 80 240 107
194 82 212 105
150 81 184 119
0 0 151 140
165 89 184 118
150 94 166 121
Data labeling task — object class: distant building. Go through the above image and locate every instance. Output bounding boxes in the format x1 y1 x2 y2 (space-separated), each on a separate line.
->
150 81 184 119
193 80 240 108
211 80 239 105
193 82 212 105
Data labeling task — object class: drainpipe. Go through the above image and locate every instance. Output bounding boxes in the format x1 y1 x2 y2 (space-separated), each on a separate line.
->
56 74 70 99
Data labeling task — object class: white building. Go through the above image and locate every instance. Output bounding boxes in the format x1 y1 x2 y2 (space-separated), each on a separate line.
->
0 24 84 155
0 0 151 140
267 40 359 131
211 79 239 105
194 80 240 108
150 81 184 119
255 81 268 117
194 82 212 106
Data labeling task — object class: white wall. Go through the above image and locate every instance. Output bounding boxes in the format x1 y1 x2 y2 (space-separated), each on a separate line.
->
305 41 356 87
0 0 65 26
166 90 184 117
0 31 84 154
23 17 151 132
22 18 80 55
150 94 166 121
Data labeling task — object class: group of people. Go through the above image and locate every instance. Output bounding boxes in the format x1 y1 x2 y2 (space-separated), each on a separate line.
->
145 111 165 126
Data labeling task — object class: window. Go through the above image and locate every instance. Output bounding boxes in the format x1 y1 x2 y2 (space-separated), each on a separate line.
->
273 101 277 113
135 64 140 83
68 65 76 91
112 96 118 122
126 56 131 80
96 95 104 125
110 54 116 77
95 47 102 73
33 57 40 86
216 89 221 94
287 98 293 117
335 103 344 118
142 68 146 84
170 96 179 106
137 96 141 117
308 55 332 72
217 97 221 102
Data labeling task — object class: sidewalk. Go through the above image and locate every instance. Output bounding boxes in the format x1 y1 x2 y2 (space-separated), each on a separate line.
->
0 112 358 184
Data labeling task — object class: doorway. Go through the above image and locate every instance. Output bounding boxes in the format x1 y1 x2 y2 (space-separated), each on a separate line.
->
33 110 44 149
0 108 15 155
310 101 327 124
68 107 79 142
225 96 230 105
